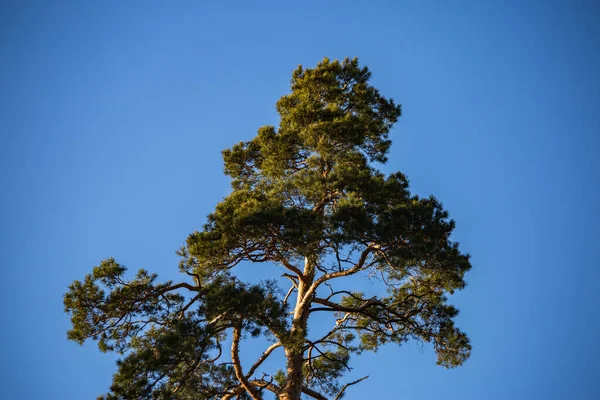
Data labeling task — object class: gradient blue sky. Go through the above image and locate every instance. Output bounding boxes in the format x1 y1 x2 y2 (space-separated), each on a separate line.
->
1 1 599 399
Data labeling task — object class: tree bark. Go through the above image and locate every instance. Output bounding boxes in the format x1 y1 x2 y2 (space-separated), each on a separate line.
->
232 323 263 400
280 256 315 400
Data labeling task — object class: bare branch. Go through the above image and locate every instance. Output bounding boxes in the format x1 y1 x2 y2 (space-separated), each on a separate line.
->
312 296 378 314
282 273 299 287
301 385 328 400
283 285 295 307
250 379 281 395
300 243 379 310
184 270 201 286
333 376 369 400
178 292 202 319
246 342 282 379
306 342 351 372
161 281 201 293
276 250 306 280
231 324 263 400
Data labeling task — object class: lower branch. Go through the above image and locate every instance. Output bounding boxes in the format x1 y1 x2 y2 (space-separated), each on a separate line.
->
231 323 263 400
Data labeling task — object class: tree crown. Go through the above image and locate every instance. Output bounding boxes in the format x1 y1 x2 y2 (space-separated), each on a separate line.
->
65 57 471 400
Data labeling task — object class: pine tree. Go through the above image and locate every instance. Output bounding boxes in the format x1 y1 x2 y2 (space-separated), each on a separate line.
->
64 57 472 400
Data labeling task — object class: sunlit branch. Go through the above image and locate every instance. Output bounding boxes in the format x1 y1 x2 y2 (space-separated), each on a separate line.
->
301 385 328 400
231 324 263 400
246 342 282 379
275 250 306 280
300 243 380 309
283 285 295 307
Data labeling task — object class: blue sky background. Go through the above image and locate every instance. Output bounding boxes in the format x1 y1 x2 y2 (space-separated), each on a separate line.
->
1 1 599 399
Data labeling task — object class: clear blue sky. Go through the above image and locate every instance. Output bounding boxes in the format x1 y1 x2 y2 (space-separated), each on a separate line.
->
1 1 598 399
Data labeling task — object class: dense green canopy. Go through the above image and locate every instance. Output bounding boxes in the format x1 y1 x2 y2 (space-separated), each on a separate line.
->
65 58 471 400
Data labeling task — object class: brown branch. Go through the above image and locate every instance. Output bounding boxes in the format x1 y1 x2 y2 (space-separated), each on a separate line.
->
305 313 355 353
305 338 351 353
305 342 351 372
309 296 418 340
333 376 369 400
312 296 379 314
160 281 200 293
184 270 201 286
283 285 295 307
323 290 365 302
312 190 341 213
276 251 306 281
178 292 202 318
282 273 299 287
300 243 379 310
301 385 328 400
222 379 281 399
231 324 263 400
245 342 282 379
249 379 281 394
169 328 223 395
221 387 244 400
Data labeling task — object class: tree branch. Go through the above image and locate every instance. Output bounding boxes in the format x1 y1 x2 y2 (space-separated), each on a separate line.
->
222 379 281 400
161 281 200 293
246 342 282 379
301 385 328 400
333 376 369 400
300 243 379 310
312 296 379 314
276 250 306 281
231 324 263 400
178 292 202 318
283 285 295 307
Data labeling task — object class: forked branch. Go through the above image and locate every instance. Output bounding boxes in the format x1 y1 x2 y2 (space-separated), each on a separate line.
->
299 243 380 310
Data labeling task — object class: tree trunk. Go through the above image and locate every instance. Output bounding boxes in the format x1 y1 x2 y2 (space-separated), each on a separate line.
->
280 257 315 400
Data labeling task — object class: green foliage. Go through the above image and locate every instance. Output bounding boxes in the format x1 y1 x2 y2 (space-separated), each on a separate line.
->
65 58 472 400
64 258 185 353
